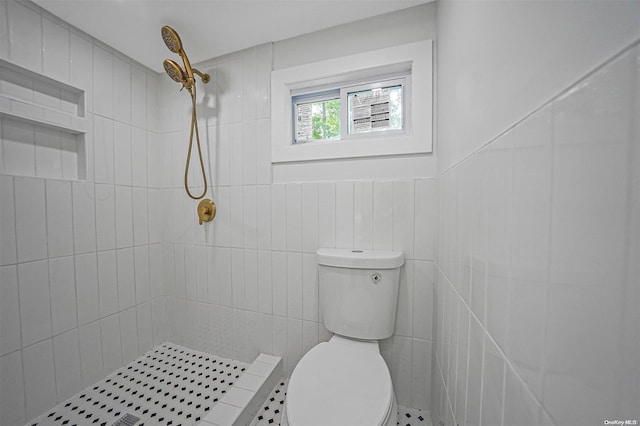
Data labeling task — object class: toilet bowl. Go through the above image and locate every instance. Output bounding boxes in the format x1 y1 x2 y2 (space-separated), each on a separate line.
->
284 335 397 426
284 249 404 426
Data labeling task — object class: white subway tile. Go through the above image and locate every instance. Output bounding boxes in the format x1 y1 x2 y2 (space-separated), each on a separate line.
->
481 337 506 426
49 256 77 335
2 119 35 177
131 67 147 129
302 320 318 355
302 253 318 322
136 302 153 354
1 350 26 426
393 180 415 259
256 185 272 250
354 181 373 250
147 188 162 243
116 247 135 310
335 182 354 249
271 184 286 251
301 183 318 253
287 252 303 319
243 185 258 249
131 127 147 187
113 57 131 124
272 251 287 316
95 184 116 250
318 182 336 249
286 183 302 252
413 260 433 340
52 329 82 402
287 318 303 375
218 247 232 306
244 249 258 311
256 119 271 184
70 32 93 112
42 17 69 83
78 321 103 387
229 54 243 124
72 181 97 254
60 132 78 180
75 253 99 325
115 185 133 248
146 132 162 188
146 76 158 131
230 186 244 248
15 177 47 262
395 260 414 337
242 120 257 185
97 250 118 317
45 180 73 257
132 187 148 245
0 266 21 355
206 247 219 305
114 122 132 185
231 248 245 309
18 260 51 346
119 307 139 363
411 339 431 411
0 177 17 265
22 339 57 421
93 46 114 118
230 122 243 185
93 115 115 184
216 123 231 186
256 43 272 120
414 179 435 260
257 250 272 314
258 313 273 355
34 127 62 179
232 308 246 361
134 245 150 304
391 335 412 407
241 47 257 121
7 0 42 72
466 316 484 426
148 244 162 299
100 314 122 375
184 244 196 300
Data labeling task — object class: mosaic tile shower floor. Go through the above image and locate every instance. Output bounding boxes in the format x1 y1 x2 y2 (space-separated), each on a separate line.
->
251 379 432 426
29 342 247 426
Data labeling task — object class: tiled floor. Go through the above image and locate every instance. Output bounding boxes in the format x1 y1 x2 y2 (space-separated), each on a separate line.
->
29 342 247 426
251 379 432 426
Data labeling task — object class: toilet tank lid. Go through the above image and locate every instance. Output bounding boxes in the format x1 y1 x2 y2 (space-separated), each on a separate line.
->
317 248 404 269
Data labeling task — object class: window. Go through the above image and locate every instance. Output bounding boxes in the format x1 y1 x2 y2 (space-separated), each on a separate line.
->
293 77 408 145
271 40 432 164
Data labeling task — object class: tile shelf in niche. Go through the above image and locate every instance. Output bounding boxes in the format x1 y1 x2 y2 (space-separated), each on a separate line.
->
1 58 88 181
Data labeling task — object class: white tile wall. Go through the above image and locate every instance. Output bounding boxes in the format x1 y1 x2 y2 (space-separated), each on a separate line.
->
432 44 640 426
156 40 436 412
0 2 166 424
1 2 437 423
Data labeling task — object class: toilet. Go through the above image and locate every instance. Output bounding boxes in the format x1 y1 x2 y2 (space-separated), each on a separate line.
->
283 248 404 426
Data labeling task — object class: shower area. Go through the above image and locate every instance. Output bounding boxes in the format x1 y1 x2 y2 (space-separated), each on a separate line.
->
1 0 640 426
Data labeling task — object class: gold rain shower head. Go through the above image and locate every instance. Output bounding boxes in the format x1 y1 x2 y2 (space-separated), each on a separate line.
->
161 25 183 54
163 59 186 84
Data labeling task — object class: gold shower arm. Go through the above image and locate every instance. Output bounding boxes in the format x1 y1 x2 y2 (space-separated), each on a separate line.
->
193 68 210 83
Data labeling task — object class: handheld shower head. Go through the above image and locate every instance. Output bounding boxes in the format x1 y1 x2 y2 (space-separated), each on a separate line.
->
161 25 183 54
163 59 187 84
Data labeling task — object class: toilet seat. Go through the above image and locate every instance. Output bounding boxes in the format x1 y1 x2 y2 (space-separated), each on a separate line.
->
286 336 394 426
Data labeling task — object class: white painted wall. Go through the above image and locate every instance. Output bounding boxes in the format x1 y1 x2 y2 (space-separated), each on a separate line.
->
434 1 640 426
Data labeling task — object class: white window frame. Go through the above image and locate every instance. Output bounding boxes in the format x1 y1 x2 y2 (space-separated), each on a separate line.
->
271 40 432 164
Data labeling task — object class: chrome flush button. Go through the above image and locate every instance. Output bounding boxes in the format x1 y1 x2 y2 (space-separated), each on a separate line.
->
371 272 382 283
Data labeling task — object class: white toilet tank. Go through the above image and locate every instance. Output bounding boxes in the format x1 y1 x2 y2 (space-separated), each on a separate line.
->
317 249 404 340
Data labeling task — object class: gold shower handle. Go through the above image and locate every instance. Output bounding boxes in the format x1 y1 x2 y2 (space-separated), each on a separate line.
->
197 199 216 225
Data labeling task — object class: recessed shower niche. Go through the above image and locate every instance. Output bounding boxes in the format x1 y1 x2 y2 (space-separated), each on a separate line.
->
0 58 87 180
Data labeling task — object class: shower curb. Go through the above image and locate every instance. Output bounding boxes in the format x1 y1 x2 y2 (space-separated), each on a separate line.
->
199 353 283 426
